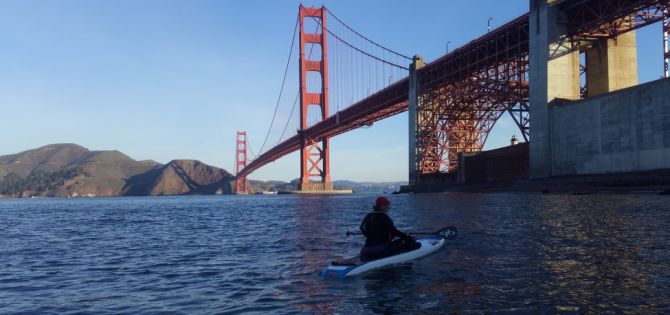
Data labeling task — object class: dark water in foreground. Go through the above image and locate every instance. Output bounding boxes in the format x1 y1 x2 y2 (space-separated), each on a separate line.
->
1 193 669 314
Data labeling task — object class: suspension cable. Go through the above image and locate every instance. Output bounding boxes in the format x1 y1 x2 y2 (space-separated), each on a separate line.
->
271 8 412 148
324 7 412 61
256 16 299 156
310 16 409 70
247 137 258 160
276 21 322 145
279 93 299 143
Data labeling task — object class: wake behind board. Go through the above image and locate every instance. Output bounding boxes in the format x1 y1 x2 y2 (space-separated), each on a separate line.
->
322 226 457 278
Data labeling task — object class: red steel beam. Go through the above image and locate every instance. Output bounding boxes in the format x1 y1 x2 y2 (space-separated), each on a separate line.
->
239 13 530 178
298 5 331 186
239 13 531 178
560 0 669 36
551 0 670 58
238 78 409 178
239 0 667 179
235 131 248 194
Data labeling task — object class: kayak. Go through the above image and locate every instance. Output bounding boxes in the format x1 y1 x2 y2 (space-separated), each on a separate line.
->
322 226 457 278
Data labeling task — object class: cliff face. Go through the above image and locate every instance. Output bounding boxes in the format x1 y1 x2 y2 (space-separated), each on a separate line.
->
123 160 234 196
0 144 234 197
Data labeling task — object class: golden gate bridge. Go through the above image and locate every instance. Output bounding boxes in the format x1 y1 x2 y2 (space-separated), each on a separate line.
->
234 0 670 194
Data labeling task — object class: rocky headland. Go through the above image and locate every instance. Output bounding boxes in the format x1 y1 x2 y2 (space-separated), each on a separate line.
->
0 144 407 198
0 144 238 197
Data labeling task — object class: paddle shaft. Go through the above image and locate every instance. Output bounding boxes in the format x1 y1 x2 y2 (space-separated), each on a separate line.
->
346 231 434 237
347 226 457 239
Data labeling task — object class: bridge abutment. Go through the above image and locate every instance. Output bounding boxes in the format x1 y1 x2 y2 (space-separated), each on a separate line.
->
529 0 670 178
529 0 581 178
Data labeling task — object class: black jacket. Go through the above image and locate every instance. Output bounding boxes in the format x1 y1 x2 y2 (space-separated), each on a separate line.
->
359 211 406 247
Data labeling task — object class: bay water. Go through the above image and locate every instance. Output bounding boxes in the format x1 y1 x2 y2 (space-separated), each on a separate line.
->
1 193 669 314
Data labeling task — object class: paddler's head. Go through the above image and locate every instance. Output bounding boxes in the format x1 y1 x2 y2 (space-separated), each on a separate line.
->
373 196 390 213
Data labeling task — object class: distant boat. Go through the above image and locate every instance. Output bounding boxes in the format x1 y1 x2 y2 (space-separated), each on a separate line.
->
67 192 96 198
261 191 278 195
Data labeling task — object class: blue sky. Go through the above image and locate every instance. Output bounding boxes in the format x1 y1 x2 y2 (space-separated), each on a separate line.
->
0 1 666 182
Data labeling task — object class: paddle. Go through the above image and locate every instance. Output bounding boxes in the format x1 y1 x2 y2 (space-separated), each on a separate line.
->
346 226 457 240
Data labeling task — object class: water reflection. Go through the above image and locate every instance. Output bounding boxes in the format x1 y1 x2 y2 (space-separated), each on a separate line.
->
1 193 669 313
287 195 364 314
536 195 667 313
358 265 416 314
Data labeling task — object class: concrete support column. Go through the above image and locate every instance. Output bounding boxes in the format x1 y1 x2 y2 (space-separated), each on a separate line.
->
408 55 424 185
529 0 581 178
586 31 638 97
456 153 466 184
662 10 668 78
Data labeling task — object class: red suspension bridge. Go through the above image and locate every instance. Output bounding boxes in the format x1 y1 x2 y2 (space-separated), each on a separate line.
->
235 1 670 194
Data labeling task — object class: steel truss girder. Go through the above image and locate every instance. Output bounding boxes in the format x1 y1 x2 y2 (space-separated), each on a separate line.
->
415 15 530 175
551 0 670 59
241 2 670 180
416 57 529 174
237 76 409 179
304 137 325 178
561 0 670 36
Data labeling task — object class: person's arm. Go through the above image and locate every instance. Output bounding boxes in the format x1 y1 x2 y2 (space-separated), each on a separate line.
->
360 213 370 237
382 214 407 239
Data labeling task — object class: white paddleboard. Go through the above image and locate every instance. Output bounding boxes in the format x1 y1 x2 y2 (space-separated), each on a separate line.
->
322 226 457 278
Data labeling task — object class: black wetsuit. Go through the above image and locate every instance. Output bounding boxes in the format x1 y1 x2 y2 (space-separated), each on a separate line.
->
360 211 405 246
359 211 418 260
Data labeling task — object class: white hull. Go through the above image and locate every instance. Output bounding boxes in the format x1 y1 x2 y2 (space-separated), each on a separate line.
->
322 236 446 278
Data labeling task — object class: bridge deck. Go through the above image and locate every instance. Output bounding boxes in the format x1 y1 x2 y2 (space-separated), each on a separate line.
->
238 0 666 178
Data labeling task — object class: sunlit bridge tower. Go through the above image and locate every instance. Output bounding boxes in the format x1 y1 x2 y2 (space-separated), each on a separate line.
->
235 131 248 194
298 5 332 192
664 7 669 78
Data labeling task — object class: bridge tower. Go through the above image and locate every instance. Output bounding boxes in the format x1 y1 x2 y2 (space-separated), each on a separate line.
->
235 131 248 194
298 5 332 191
664 8 669 78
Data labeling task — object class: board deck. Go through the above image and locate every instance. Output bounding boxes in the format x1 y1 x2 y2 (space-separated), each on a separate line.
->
322 226 457 278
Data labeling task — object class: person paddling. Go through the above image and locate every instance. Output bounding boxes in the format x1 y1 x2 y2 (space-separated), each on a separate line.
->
359 196 420 261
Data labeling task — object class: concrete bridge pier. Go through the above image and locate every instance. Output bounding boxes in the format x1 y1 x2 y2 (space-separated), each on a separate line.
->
585 31 638 97
408 55 424 185
529 0 639 178
529 0 581 178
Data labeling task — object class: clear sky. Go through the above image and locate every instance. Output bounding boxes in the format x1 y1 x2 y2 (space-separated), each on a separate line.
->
0 1 666 182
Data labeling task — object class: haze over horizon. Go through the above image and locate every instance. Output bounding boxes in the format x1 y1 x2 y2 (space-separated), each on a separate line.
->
1 0 666 182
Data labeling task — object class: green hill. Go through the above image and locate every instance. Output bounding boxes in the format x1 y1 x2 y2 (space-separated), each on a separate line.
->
0 143 401 198
0 143 90 178
0 144 234 197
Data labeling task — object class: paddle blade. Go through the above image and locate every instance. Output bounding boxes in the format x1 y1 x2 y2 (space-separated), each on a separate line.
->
437 226 457 240
346 231 362 237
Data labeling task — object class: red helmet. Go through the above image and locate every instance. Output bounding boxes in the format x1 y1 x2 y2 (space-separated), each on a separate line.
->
375 196 390 208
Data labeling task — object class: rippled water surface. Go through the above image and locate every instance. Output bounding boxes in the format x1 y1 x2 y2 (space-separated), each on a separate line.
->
1 193 670 314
